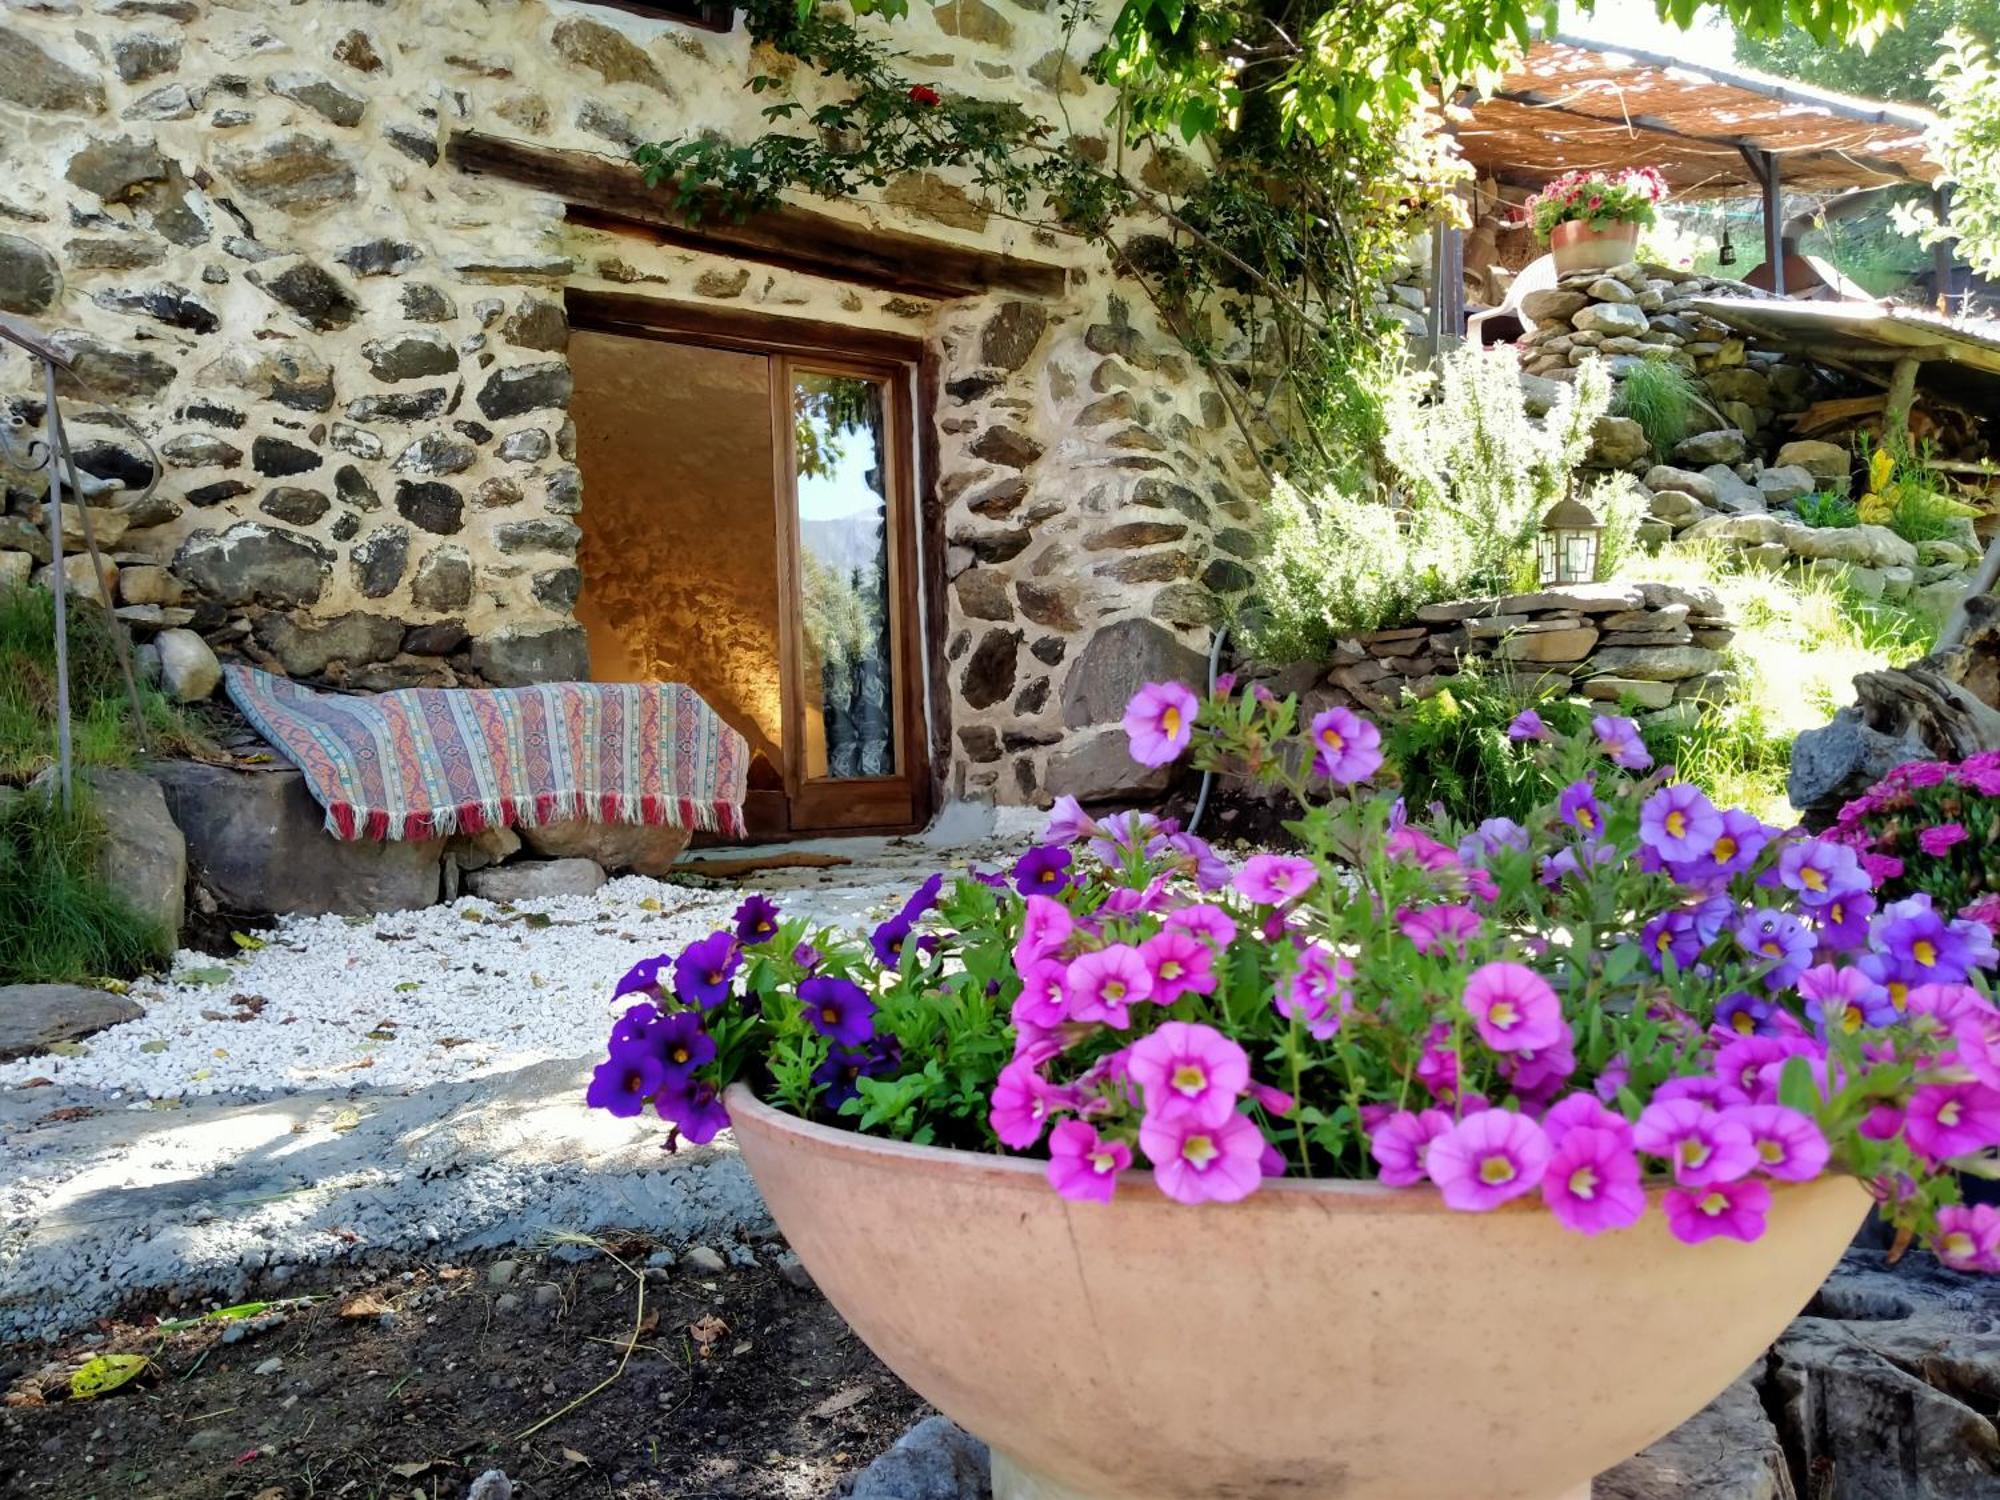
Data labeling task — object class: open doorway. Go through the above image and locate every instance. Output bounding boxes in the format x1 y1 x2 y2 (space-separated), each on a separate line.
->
567 296 931 838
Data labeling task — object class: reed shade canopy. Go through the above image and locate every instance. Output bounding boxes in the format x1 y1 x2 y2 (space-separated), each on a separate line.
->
1458 34 1941 199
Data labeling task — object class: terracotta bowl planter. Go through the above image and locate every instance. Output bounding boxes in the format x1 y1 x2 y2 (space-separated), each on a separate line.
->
726 1085 1870 1500
1550 218 1642 275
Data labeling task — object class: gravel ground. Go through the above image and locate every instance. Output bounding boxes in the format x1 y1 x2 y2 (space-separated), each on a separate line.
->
0 847 987 1103
0 835 1029 1343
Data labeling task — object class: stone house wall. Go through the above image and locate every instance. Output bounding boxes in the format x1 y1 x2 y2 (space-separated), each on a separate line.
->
0 0 1266 812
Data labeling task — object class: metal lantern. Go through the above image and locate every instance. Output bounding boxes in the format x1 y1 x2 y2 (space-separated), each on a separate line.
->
1537 496 1603 586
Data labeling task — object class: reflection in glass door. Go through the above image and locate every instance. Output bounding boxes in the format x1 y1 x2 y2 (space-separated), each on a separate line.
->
793 372 895 781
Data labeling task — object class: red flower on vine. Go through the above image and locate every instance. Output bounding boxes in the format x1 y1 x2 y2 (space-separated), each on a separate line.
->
908 84 941 106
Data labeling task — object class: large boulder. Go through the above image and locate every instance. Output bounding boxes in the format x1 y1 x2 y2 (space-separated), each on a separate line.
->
468 624 589 687
1788 707 1924 821
1787 523 1918 571
1672 429 1748 467
517 819 690 876
1774 439 1851 487
465 857 607 902
1045 728 1172 803
1596 1372 1794 1500
1060 618 1205 730
0 984 142 1062
147 761 442 916
29 768 185 939
1588 415 1649 469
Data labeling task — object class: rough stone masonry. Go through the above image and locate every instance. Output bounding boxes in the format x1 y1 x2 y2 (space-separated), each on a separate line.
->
0 0 1268 808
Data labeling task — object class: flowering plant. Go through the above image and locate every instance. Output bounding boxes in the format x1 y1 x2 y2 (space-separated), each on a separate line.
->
1525 167 1668 241
589 682 2000 1271
1830 751 2000 928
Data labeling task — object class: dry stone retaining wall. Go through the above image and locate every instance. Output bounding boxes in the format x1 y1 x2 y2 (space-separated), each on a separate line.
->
0 0 1266 808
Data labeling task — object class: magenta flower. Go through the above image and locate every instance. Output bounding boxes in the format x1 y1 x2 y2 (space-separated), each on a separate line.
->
1129 1021 1249 1128
1369 1108 1453 1186
1416 1024 1461 1103
1046 1119 1131 1204
1558 779 1603 837
1277 941 1351 1040
1461 961 1566 1053
1163 902 1238 948
1905 1081 2000 1162
1139 1109 1266 1204
1798 962 1895 1037
1921 822 1971 856
1725 1104 1829 1182
990 1057 1059 1148
1663 1179 1771 1244
1399 903 1483 956
1013 958 1070 1030
1934 1203 2000 1272
1639 783 1721 863
1308 706 1384 784
1123 681 1199 767
1542 1126 1646 1235
1138 928 1217 1005
1592 713 1653 771
1635 1099 1757 1187
1234 853 1317 905
1506 709 1551 742
1426 1109 1551 1211
1542 1091 1632 1145
1013 893 1073 971
1065 944 1153 1027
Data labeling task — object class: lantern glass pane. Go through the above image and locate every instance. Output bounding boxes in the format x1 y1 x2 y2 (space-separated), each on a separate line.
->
1537 531 1557 584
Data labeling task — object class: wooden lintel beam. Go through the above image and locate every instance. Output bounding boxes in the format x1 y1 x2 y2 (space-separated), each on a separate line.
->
445 130 1069 303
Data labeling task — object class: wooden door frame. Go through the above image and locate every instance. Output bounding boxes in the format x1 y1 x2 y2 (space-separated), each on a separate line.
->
566 290 937 836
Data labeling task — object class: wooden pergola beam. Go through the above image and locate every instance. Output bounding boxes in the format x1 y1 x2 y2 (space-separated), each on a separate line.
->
445 130 1069 302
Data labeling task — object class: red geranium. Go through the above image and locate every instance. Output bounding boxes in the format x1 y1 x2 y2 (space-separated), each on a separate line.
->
908 84 941 107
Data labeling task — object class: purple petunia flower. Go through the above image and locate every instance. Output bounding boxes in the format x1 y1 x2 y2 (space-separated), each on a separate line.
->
613 955 671 1002
732 894 781 946
659 1077 730 1144
1639 783 1721 863
1012 844 1073 898
673 931 741 1010
1163 831 1233 891
899 873 946 924
1813 889 1876 953
1557 779 1603 837
1736 908 1814 991
1715 990 1774 1037
1778 839 1868 909
586 1051 668 1118
1308 706 1384 784
812 1039 897 1110
800 975 877 1045
1123 681 1199 767
609 1001 660 1046
1642 908 1703 973
870 913 914 969
1797 963 1896 1038
1876 895 1982 985
1459 816 1530 863
646 1010 716 1085
1044 794 1097 845
1507 709 1551 742
1592 714 1653 771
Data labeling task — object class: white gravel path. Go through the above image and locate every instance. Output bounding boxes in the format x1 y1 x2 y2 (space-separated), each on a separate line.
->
0 852 979 1103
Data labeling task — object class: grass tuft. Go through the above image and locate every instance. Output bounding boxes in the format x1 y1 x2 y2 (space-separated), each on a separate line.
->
0 788 171 985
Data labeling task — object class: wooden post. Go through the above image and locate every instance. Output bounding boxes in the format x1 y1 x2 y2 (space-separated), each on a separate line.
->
1884 354 1922 440
1934 185 1958 316
1759 151 1785 296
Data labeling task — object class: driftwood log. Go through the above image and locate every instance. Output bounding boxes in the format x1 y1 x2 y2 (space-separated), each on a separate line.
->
1790 592 2000 824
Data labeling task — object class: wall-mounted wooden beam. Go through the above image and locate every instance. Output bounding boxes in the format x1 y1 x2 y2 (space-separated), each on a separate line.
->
446 130 1069 302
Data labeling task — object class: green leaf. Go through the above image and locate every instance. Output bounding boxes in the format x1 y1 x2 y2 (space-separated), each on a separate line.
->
230 931 266 952
1777 1057 1820 1114
179 966 232 987
69 1354 148 1400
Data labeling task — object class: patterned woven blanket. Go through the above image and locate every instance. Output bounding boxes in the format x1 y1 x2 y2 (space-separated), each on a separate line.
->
225 666 749 842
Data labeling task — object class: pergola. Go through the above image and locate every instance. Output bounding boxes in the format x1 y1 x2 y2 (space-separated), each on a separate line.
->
1437 32 1946 334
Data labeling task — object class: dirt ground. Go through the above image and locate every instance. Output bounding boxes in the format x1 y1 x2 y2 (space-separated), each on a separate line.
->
0 1241 927 1500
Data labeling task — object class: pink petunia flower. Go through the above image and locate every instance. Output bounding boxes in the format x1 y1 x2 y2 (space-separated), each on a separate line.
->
1541 1126 1647 1235
1934 1203 2000 1272
1308 706 1384 784
1012 958 1070 1030
1234 853 1318 905
1921 822 1971 856
1725 1104 1830 1182
1014 894 1073 971
1634 1099 1758 1187
1246 1079 1295 1117
1046 1119 1130 1204
1905 1081 2000 1162
990 1058 1061 1148
1127 1021 1249 1128
1416 1022 1462 1103
1065 944 1152 1028
1044 794 1097 844
1139 1109 1266 1204
1123 682 1199 767
1369 1108 1454 1186
1399 903 1483 956
1663 1180 1772 1244
1461 962 1567 1053
1276 941 1351 1040
1542 1091 1633 1146
1138 928 1217 1005
1426 1109 1552 1211
1163 903 1239 948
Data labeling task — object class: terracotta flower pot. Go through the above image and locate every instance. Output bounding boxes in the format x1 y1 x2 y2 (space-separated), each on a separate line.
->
726 1085 1870 1500
1550 218 1642 275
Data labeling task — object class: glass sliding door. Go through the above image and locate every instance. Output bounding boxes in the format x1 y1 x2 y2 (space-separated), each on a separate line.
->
568 297 928 837
779 357 921 831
